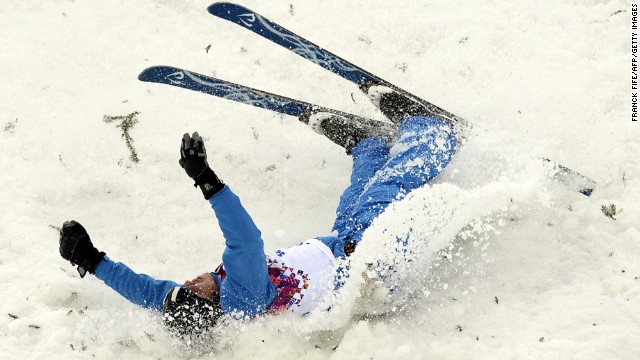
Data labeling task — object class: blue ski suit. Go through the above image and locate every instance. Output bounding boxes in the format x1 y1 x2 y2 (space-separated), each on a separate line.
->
93 116 457 317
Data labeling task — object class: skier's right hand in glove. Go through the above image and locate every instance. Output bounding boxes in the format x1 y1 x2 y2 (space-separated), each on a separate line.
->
59 220 105 278
179 132 224 199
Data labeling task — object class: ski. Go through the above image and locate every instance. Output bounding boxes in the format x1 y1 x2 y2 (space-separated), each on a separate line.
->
138 65 396 141
207 2 465 127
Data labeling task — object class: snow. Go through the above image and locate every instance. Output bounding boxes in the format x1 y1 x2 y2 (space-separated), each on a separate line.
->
1 0 638 359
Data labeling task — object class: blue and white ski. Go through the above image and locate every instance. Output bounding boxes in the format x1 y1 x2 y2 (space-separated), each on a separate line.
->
140 66 308 117
207 2 465 127
138 65 396 138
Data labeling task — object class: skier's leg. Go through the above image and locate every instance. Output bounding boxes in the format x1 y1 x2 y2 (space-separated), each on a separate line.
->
94 256 180 311
340 116 457 243
331 137 390 236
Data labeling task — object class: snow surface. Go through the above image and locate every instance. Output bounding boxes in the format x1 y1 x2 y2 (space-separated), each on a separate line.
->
1 0 639 359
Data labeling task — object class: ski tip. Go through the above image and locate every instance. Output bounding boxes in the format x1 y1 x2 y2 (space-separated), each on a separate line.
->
137 66 176 82
579 187 594 197
138 66 161 82
207 2 245 16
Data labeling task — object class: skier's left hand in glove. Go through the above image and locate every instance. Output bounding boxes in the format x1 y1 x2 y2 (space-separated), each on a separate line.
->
179 132 225 200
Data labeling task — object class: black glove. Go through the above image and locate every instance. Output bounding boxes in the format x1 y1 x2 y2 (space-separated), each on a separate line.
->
179 132 224 200
59 221 106 278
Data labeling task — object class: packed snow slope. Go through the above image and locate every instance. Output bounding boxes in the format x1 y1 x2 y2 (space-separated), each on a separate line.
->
1 0 638 359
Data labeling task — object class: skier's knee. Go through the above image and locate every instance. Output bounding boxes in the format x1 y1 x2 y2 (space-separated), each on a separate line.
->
351 137 389 157
399 115 452 133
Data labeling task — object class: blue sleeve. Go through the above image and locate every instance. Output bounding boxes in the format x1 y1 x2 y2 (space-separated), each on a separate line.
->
208 185 276 318
94 256 180 311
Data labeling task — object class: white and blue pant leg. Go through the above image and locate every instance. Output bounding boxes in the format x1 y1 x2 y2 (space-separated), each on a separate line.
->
318 116 457 258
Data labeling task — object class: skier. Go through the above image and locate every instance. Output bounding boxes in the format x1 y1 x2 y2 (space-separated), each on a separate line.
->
58 89 458 335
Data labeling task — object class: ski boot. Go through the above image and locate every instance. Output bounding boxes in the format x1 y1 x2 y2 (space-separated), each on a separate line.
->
299 110 396 154
361 83 472 146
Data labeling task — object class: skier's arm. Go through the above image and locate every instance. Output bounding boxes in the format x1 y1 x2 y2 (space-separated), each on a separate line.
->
94 256 180 310
58 221 179 310
208 185 276 317
178 132 275 317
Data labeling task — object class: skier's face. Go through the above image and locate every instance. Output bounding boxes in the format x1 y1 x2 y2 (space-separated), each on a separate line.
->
184 272 219 300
